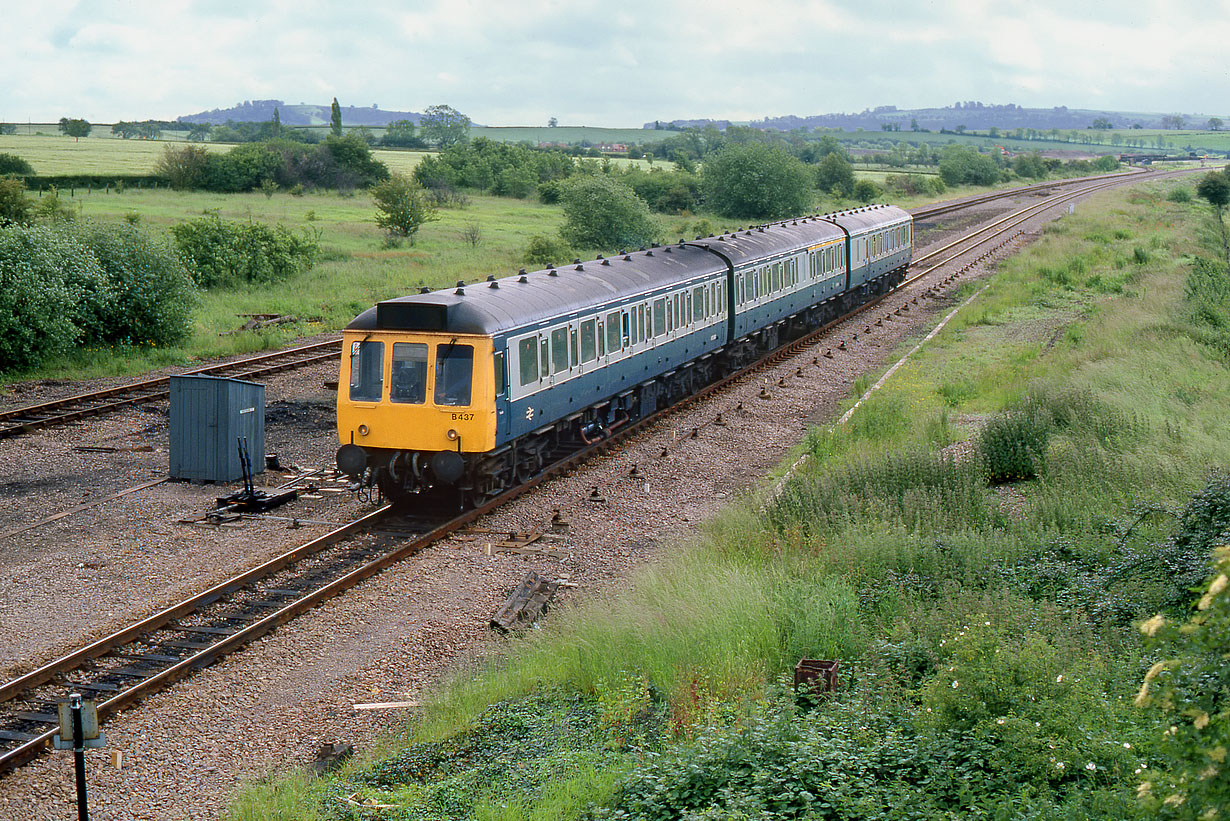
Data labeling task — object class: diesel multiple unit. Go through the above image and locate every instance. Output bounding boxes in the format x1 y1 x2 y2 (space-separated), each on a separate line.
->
336 204 913 505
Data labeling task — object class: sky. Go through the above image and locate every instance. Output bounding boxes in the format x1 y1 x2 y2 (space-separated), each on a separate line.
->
4 0 1229 127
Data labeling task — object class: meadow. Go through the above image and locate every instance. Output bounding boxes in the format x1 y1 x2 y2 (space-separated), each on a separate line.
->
227 176 1230 819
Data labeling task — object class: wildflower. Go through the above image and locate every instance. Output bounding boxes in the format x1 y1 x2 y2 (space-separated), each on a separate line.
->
1137 781 1152 798
1163 794 1184 807
952 680 959 688
1055 674 1063 683
1123 743 1132 749
1056 761 1065 770
1139 614 1166 636
1086 762 1097 771
996 718 1005 725
1198 574 1227 610
1194 711 1210 730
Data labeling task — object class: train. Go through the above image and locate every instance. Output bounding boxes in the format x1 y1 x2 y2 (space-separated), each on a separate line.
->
335 204 913 505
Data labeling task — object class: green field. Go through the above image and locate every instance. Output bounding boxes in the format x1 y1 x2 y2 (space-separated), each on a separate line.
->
0 134 228 175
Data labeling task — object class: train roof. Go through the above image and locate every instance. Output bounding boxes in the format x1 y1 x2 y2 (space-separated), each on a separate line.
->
346 204 913 337
347 245 727 336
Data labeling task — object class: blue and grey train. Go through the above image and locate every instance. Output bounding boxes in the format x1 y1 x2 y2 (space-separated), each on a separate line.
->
336 204 913 504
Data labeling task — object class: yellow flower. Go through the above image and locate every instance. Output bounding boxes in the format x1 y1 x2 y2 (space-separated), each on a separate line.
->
1164 794 1185 807
1194 711 1210 730
1198 574 1228 610
1139 614 1166 636
1137 781 1152 798
1210 746 1227 763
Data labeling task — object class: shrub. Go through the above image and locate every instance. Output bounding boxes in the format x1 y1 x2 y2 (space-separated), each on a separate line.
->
702 143 813 220
0 225 108 372
1134 546 1230 818
852 178 881 203
1166 187 1192 204
977 405 1051 483
523 234 573 268
559 176 659 251
815 152 855 197
170 213 318 287
371 173 440 243
0 152 34 176
0 177 31 226
76 224 196 347
939 145 1002 187
155 144 210 190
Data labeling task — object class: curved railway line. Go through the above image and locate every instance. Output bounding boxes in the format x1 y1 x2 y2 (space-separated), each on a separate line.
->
0 167 1183 775
0 169 1153 445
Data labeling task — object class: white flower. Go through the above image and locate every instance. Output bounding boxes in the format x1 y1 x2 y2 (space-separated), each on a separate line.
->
952 680 959 688
1056 761 1065 770
1123 743 1132 749
1055 674 1063 683
1086 762 1097 771
996 718 1005 725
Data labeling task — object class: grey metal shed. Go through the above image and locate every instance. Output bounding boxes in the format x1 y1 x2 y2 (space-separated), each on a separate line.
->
169 375 265 482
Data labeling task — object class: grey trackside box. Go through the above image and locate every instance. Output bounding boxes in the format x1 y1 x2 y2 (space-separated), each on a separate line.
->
169 375 265 482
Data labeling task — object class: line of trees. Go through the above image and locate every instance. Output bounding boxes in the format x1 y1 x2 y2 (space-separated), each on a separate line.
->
156 134 389 192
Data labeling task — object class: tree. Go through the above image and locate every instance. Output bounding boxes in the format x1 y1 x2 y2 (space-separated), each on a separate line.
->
421 105 471 148
559 175 659 250
0 153 33 176
814 152 855 197
939 145 1001 186
371 173 439 243
58 117 91 142
548 117 558 128
272 107 281 136
1207 117 1223 132
1196 170 1230 264
187 123 212 142
702 143 813 220
1090 117 1114 130
330 97 342 137
380 120 422 148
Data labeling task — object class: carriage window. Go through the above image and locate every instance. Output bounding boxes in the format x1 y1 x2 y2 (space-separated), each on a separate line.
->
637 305 646 342
607 311 622 351
348 340 384 402
551 327 568 373
434 343 473 407
518 337 539 386
494 351 506 395
570 328 579 365
653 299 666 337
580 319 597 362
390 342 428 404
694 287 705 321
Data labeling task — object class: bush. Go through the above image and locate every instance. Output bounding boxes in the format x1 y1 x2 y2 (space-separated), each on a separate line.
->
0 152 33 176
977 405 1051 483
1167 187 1193 203
523 234 574 268
155 144 211 190
0 225 109 372
76 224 196 347
852 178 880 203
371 173 440 243
0 177 31 226
560 176 659 251
170 213 319 287
814 152 855 197
939 145 1002 187
702 143 813 220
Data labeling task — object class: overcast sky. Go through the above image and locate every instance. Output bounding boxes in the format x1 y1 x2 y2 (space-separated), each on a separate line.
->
4 0 1228 126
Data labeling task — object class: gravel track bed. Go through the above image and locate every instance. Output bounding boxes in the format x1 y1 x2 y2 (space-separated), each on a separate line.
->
0 192 1083 819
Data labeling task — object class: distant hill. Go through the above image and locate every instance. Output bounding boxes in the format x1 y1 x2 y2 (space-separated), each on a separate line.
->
648 104 1228 133
177 100 426 127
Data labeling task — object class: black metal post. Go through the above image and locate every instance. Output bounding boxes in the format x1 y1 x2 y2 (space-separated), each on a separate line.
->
70 693 89 821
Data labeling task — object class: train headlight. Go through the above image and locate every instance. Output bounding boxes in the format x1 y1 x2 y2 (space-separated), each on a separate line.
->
358 424 370 436
447 429 459 441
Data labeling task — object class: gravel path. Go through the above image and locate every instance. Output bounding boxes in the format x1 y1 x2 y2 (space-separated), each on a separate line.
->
0 192 1093 820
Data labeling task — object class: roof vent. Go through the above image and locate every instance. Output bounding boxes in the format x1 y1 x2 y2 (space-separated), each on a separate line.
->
623 254 632 261
639 246 646 252
518 274 529 283
455 282 465 295
419 287 431 294
547 262 555 270
596 254 604 260
645 250 654 257
548 269 559 277
575 263 584 270
664 247 672 253
601 258 611 266
486 274 495 281
618 249 626 255
758 227 765 233
489 279 499 289
519 267 527 275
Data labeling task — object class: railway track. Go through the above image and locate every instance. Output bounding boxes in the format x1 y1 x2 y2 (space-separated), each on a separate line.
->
0 167 1180 776
0 340 341 440
0 169 1160 445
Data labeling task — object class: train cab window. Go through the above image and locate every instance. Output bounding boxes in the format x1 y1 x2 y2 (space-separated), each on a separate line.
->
607 311 622 352
494 351 506 396
653 299 666 337
434 343 473 407
390 342 429 404
518 337 539 386
348 340 384 402
551 327 568 373
580 319 597 363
